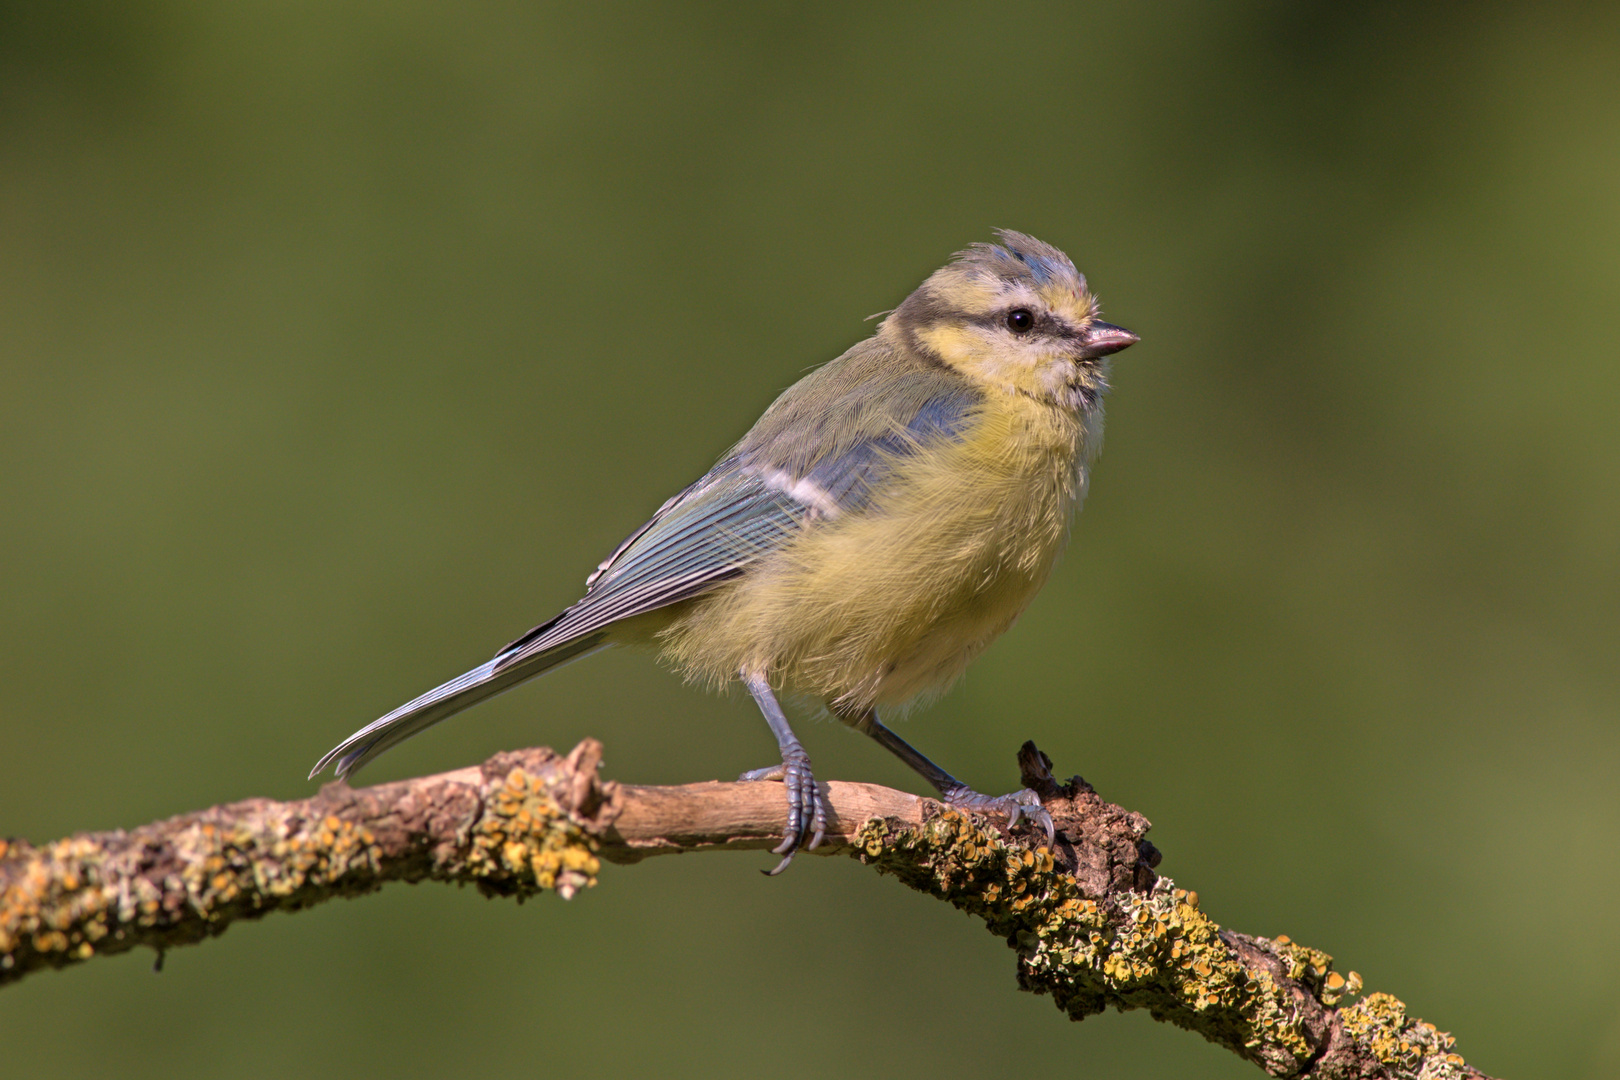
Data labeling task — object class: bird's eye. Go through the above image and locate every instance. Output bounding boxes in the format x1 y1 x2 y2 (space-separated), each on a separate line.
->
1006 309 1034 334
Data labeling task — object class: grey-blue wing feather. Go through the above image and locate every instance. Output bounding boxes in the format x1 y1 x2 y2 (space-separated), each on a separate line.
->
494 466 804 668
790 388 978 511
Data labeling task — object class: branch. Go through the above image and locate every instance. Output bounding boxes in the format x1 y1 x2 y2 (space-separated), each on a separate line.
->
1 739 1487 1079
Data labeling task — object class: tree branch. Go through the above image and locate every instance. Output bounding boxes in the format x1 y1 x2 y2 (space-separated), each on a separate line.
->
1 739 1487 1079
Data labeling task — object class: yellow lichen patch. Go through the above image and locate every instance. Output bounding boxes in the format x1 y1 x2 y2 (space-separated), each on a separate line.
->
2 801 394 976
1340 992 1468 1078
464 767 601 900
219 811 382 911
1272 936 1333 982
1267 934 1362 1006
3 836 121 971
1320 968 1363 1007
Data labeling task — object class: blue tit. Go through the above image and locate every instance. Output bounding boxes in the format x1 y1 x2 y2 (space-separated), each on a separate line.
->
312 230 1137 873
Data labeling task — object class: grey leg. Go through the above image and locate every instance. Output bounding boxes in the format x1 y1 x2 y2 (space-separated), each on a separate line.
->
737 672 829 875
840 707 1053 844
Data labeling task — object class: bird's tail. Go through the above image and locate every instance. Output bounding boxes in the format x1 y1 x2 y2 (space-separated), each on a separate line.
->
309 631 610 780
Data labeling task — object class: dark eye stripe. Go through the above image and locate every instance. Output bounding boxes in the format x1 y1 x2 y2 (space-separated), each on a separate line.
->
962 308 1085 339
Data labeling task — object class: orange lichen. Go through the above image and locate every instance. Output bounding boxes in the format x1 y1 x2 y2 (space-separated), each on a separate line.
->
465 767 600 900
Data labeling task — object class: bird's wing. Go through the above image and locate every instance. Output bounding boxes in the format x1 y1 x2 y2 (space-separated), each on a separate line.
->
495 465 800 663
492 381 981 671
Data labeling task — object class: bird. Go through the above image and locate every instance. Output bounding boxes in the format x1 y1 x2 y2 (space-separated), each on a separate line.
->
311 230 1137 873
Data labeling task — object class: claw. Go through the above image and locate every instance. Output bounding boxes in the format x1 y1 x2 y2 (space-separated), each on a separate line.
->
944 786 1054 845
1030 807 1056 846
740 672 832 873
739 752 830 870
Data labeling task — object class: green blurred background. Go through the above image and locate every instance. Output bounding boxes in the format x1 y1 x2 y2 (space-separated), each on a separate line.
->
3 3 1616 1077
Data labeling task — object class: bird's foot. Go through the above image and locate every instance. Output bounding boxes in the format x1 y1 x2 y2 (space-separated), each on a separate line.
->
738 753 829 875
941 785 1055 846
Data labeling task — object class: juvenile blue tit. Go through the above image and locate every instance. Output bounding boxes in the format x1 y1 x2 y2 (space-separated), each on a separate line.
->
313 231 1137 873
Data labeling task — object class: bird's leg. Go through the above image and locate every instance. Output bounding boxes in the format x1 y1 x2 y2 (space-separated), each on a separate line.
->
738 672 829 875
838 707 1054 844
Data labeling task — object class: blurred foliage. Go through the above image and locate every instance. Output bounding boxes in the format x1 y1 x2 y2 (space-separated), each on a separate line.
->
3 3 1617 1077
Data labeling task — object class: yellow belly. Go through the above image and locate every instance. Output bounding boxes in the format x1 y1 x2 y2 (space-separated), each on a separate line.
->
656 394 1094 711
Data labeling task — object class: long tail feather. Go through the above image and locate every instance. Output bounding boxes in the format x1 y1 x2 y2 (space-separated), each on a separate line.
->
310 632 610 780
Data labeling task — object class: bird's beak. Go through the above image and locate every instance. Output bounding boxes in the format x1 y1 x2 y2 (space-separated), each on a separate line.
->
1077 322 1139 359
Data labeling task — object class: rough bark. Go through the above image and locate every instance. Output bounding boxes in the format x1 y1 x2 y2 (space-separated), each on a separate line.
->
1 739 1487 1080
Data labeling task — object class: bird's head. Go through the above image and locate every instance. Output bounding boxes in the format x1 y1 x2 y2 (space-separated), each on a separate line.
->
885 230 1137 410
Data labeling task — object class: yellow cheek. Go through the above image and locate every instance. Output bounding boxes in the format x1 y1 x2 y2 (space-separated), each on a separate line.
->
921 323 1055 398
918 323 980 366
